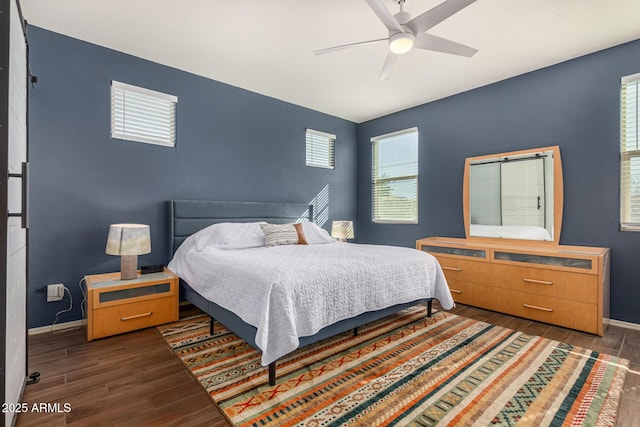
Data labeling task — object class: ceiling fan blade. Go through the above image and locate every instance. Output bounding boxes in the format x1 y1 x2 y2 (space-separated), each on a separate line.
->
313 38 388 55
365 0 404 33
407 0 477 35
379 51 398 81
414 33 478 57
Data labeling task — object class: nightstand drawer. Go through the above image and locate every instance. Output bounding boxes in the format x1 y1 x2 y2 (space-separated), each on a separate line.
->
93 281 175 308
91 296 177 340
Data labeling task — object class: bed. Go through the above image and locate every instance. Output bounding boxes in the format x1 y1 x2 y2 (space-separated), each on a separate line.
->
167 200 454 385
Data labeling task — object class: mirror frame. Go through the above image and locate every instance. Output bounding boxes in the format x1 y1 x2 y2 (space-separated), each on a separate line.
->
463 145 563 245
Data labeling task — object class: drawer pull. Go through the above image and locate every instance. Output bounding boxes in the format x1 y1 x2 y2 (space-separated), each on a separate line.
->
442 267 462 272
523 278 553 285
523 304 553 312
120 312 152 321
450 289 462 294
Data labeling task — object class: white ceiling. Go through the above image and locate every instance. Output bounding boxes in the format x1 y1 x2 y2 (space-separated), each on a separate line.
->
20 0 640 123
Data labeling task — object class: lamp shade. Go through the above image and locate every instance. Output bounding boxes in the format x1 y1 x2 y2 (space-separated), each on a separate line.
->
106 224 151 256
331 221 355 241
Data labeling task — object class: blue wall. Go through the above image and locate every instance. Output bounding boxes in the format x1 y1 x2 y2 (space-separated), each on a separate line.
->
27 25 640 327
27 27 358 328
357 39 640 325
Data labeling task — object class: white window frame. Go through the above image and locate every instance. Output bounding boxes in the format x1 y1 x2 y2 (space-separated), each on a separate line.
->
111 81 178 147
306 128 335 169
371 127 419 224
620 72 640 231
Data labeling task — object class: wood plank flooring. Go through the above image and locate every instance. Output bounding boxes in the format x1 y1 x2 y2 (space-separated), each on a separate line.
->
16 304 640 426
16 327 228 426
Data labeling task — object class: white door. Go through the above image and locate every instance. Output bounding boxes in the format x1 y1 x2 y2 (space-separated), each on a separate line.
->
469 162 501 225
501 158 545 227
3 1 28 425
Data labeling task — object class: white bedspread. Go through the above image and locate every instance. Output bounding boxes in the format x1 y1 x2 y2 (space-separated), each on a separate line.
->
168 240 454 365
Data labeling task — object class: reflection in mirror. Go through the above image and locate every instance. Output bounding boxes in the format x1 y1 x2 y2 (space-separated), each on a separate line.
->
463 146 563 244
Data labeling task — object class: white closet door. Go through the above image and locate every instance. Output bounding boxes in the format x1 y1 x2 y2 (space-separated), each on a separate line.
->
4 0 28 425
501 158 545 227
469 162 501 225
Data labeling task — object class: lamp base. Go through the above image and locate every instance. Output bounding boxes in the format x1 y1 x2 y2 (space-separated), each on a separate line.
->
120 255 138 280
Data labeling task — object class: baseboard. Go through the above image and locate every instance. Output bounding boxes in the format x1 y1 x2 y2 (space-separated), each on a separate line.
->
605 317 640 332
28 319 87 335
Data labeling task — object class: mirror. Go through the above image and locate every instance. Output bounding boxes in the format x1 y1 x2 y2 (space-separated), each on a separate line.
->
463 146 563 244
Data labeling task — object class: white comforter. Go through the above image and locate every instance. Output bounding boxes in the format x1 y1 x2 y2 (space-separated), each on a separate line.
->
168 240 454 365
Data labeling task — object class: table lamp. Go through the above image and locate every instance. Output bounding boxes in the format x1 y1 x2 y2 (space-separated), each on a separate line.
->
106 224 151 280
331 221 355 242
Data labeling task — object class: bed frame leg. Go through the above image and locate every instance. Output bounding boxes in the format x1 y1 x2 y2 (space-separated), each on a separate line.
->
268 362 276 386
209 317 214 336
427 299 433 317
353 327 358 336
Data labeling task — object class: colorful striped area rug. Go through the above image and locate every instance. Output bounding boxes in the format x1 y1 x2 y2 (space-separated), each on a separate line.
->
158 305 628 426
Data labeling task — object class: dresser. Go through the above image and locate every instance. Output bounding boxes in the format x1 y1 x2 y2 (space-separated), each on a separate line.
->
417 237 610 335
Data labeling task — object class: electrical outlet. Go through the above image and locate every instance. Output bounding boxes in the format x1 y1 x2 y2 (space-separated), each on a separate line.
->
47 284 65 302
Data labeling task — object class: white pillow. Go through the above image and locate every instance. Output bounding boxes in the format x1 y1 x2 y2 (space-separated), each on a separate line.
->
301 222 336 244
194 222 266 251
260 223 299 247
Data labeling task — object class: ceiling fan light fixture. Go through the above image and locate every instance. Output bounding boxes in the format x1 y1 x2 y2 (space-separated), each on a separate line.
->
389 32 415 54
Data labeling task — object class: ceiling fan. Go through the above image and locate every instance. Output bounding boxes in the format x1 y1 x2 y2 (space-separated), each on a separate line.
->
314 0 479 81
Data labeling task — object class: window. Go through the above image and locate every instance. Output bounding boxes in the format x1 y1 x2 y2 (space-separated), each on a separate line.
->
371 127 418 223
111 81 177 147
621 73 640 230
306 129 335 169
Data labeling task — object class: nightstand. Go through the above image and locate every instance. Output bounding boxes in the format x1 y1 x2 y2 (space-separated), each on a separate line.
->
85 269 179 341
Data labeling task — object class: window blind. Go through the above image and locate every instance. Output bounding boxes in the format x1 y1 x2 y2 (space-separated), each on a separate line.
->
111 81 178 147
306 129 335 169
621 73 640 230
372 127 418 223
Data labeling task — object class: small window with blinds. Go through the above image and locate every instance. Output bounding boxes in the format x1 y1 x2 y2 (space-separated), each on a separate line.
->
111 81 177 147
621 73 640 231
306 129 335 169
371 127 418 224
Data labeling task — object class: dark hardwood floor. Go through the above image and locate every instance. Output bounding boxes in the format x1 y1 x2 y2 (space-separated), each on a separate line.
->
16 326 228 426
16 304 640 426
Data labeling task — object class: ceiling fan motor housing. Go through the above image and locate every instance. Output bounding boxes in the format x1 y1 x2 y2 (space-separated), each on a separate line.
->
389 31 415 54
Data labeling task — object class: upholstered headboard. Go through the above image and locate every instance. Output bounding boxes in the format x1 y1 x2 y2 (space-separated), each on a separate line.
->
169 200 313 257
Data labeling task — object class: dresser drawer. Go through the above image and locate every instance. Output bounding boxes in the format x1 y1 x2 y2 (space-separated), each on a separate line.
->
91 296 178 340
434 256 495 285
515 292 599 334
484 287 598 333
493 264 597 303
445 279 477 305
